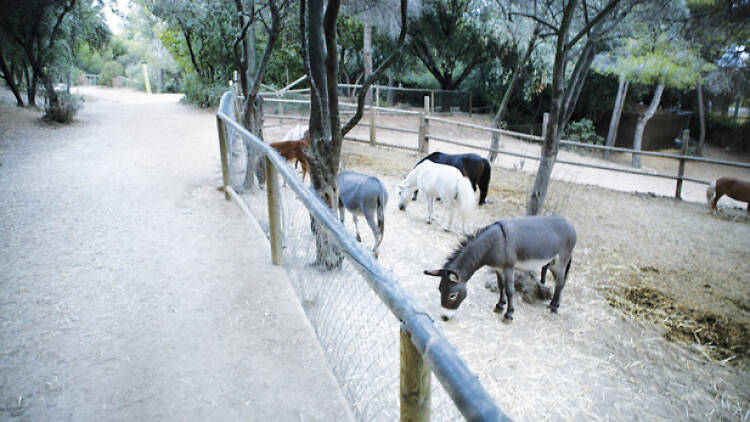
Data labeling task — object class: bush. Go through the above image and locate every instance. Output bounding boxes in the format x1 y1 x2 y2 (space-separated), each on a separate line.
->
181 73 226 108
99 61 124 86
44 91 83 123
562 118 604 154
689 114 750 152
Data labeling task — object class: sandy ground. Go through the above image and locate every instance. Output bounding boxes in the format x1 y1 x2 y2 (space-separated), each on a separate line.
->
259 113 750 420
0 87 352 421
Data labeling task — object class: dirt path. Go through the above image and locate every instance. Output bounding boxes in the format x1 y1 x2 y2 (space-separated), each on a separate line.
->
0 87 351 421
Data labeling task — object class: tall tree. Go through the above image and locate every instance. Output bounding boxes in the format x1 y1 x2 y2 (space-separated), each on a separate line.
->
509 0 627 215
407 0 492 96
301 0 408 267
1 0 79 120
475 0 545 162
611 12 708 167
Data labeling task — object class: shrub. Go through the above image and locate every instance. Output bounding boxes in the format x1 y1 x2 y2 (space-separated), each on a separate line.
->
99 61 124 86
181 74 226 108
44 91 83 123
562 118 604 154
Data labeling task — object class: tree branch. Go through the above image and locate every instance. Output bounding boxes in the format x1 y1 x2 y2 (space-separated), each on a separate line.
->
508 11 558 33
566 0 619 49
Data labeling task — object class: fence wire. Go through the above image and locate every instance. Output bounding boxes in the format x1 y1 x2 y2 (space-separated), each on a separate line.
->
219 92 477 421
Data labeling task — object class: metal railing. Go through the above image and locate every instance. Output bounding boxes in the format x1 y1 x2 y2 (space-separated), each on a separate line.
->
215 91 507 421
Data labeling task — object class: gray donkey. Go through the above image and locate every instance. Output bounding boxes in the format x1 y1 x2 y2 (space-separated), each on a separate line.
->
338 170 388 257
425 215 576 321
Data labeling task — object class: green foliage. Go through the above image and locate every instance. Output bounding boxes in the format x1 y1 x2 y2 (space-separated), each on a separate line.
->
406 0 495 91
180 73 225 108
44 91 83 123
99 61 124 86
689 113 750 152
563 118 604 151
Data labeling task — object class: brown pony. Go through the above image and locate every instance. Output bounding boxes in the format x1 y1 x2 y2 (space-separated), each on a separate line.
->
270 130 311 181
706 177 750 214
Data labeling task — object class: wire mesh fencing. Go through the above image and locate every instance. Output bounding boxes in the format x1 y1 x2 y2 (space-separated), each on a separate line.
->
216 91 505 421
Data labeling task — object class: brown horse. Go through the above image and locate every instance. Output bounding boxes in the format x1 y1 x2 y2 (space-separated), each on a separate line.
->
706 177 750 214
270 130 311 181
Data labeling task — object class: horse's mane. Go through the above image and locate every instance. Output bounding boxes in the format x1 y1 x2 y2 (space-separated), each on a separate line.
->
443 222 500 268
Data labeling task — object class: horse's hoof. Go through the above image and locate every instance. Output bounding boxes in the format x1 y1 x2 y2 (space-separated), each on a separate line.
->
493 304 503 313
504 312 513 321
549 304 559 313
356 235 362 242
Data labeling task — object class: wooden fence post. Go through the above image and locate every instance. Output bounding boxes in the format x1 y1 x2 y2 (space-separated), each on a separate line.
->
265 156 283 265
418 112 427 154
542 112 549 141
216 117 231 200
278 100 284 125
675 129 690 200
400 325 430 422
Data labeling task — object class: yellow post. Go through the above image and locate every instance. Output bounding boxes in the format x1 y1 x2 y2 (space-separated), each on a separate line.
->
142 63 151 94
400 326 430 422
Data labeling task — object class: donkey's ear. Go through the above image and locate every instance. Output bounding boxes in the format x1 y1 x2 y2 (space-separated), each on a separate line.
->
423 269 442 277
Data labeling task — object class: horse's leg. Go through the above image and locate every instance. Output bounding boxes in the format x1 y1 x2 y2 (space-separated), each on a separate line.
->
338 199 345 224
352 214 363 242
548 257 571 313
364 210 380 256
502 267 515 320
412 189 418 201
540 263 549 285
426 197 434 224
493 271 506 313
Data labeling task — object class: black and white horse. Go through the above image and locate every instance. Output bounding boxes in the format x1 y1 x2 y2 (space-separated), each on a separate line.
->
338 170 388 257
425 216 577 321
413 152 491 205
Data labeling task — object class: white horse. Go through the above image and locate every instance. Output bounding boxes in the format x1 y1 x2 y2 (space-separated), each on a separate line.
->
397 160 476 233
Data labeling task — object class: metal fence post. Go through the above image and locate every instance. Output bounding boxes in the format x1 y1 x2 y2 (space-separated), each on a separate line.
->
278 100 284 125
430 90 435 114
675 129 690 200
216 117 231 200
542 112 549 141
400 326 430 422
265 156 283 265
370 101 377 146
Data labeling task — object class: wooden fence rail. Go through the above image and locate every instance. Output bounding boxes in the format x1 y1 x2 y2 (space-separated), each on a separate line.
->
260 95 749 201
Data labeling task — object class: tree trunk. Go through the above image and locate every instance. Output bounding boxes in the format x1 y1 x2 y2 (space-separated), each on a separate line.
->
241 95 264 191
631 82 664 168
696 83 706 157
386 74 394 105
26 66 37 107
0 46 24 106
732 97 741 121
488 26 539 162
65 42 72 94
527 0 577 216
604 76 628 160
363 23 372 105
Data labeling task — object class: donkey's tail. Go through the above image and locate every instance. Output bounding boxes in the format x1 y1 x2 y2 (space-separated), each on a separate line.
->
564 255 573 281
706 180 717 208
456 176 476 220
376 181 388 244
478 160 491 205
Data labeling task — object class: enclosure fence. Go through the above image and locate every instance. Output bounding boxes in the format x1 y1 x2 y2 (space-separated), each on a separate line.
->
263 92 750 202
215 91 507 421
